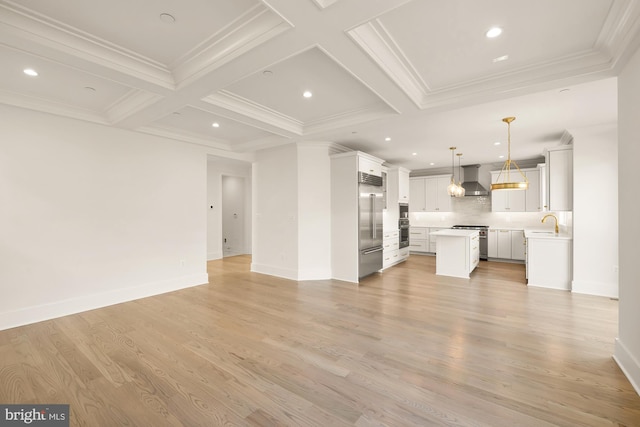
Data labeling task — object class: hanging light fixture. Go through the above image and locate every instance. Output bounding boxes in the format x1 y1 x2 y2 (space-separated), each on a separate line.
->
455 153 465 197
447 147 459 196
491 116 529 191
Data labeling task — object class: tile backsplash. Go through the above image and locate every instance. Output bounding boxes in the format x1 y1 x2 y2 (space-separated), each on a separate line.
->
409 195 572 231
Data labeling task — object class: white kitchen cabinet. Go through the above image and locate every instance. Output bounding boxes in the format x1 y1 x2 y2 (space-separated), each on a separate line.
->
488 229 498 258
546 146 573 211
429 227 447 252
497 230 512 259
490 171 526 212
398 168 410 202
358 156 382 177
431 229 479 279
526 234 572 290
491 168 543 212
488 229 525 261
409 227 429 253
382 230 402 269
409 179 426 213
525 169 543 212
387 167 411 207
410 175 452 212
511 230 526 261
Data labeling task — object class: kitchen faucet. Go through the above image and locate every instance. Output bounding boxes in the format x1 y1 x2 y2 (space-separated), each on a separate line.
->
541 213 559 234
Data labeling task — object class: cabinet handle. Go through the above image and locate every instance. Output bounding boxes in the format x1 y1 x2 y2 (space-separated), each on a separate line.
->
500 230 509 233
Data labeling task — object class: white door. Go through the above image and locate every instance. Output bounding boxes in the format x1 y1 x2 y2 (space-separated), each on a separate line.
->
222 176 245 257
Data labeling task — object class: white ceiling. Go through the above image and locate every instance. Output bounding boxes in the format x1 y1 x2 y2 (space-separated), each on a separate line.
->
1 0 638 170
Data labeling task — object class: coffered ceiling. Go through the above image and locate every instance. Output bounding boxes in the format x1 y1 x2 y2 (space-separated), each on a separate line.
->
1 0 638 169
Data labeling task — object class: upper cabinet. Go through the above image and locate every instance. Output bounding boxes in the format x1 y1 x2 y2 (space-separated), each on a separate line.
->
387 167 410 206
524 169 542 212
490 167 544 213
398 168 410 202
546 146 573 211
410 175 452 212
358 155 383 177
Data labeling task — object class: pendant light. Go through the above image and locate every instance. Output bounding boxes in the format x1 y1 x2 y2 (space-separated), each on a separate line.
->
455 153 465 197
491 116 529 191
447 147 459 196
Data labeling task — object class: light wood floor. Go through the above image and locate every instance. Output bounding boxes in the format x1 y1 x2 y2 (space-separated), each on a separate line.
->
1 255 639 426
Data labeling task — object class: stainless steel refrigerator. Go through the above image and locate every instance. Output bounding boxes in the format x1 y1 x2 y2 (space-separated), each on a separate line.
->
358 172 384 278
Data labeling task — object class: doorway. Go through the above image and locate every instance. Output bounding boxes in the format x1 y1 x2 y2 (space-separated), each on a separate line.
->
222 175 245 257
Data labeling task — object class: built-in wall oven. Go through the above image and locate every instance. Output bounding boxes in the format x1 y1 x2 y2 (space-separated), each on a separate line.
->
399 203 410 248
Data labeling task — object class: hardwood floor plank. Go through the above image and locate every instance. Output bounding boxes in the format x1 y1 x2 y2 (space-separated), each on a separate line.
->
1 254 639 426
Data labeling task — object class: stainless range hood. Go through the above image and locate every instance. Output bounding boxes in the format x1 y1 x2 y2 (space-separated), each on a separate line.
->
461 165 489 196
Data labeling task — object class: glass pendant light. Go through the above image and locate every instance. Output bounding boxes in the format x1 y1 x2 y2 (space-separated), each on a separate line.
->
447 147 459 196
491 117 529 191
455 153 465 197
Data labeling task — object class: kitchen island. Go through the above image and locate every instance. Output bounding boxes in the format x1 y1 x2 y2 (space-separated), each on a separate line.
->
430 229 480 279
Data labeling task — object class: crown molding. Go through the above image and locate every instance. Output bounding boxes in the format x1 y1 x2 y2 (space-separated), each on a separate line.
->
172 4 292 88
348 0 637 111
0 89 108 125
230 135 291 153
0 2 174 90
106 90 165 125
303 105 396 136
203 91 304 135
348 20 427 108
136 125 231 151
310 0 341 10
560 130 574 145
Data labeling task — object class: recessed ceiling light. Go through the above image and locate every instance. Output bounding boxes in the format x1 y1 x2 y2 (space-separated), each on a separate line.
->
499 155 505 159
303 91 313 98
492 55 509 63
494 141 501 146
385 137 391 142
212 122 220 128
159 13 176 24
23 68 38 77
412 152 417 156
430 162 435 166
486 27 503 38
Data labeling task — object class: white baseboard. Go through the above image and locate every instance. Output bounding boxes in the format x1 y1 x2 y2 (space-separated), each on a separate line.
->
613 338 640 396
296 268 332 281
572 279 619 298
0 273 209 331
207 251 223 260
250 263 298 281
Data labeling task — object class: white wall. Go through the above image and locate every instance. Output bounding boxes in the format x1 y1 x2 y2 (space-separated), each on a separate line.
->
0 105 208 330
570 124 618 297
251 144 299 279
206 158 251 260
297 143 332 280
615 45 640 395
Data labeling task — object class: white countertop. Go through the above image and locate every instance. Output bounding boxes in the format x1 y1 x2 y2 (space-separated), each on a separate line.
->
524 228 573 240
430 229 479 237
